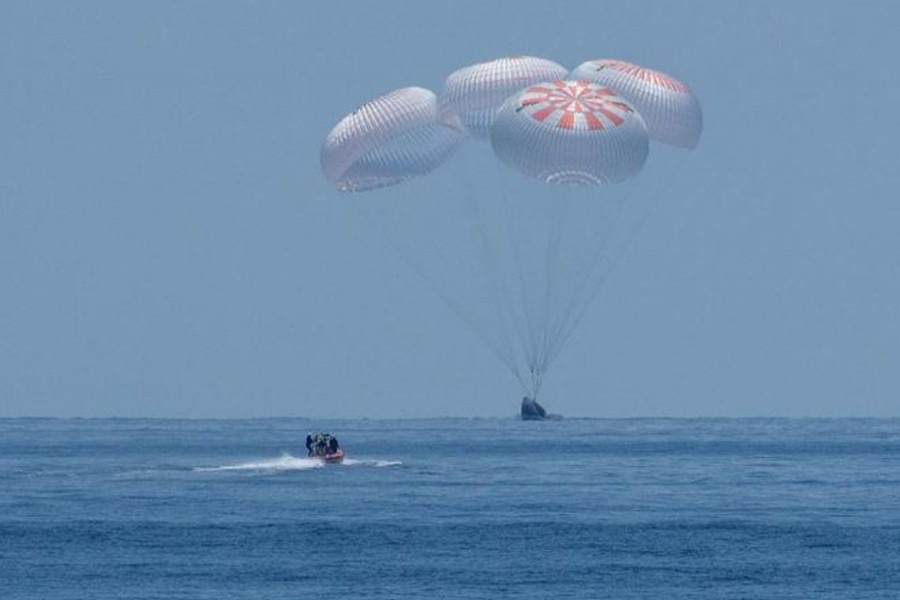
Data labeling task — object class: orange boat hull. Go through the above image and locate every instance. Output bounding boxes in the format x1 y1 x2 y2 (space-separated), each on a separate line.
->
322 449 344 463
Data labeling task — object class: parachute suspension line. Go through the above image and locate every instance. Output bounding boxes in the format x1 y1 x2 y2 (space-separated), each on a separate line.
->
457 151 536 394
530 366 544 400
534 186 574 392
498 181 542 381
452 154 528 391
347 200 525 390
547 154 691 367
541 186 633 370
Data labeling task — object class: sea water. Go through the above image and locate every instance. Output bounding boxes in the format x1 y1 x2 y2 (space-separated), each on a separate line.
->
1 417 899 599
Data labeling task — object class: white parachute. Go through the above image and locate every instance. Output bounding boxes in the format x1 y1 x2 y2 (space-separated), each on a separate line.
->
438 56 569 140
320 86 465 192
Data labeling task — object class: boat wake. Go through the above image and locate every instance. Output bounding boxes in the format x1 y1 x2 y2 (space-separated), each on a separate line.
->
194 453 323 473
194 453 401 473
342 458 403 468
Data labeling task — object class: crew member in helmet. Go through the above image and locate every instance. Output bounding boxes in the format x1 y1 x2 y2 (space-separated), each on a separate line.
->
315 433 328 457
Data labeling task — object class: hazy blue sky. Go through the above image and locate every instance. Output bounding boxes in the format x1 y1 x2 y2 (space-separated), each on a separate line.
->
2 1 898 418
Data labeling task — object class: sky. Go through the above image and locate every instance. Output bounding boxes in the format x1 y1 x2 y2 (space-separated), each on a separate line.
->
1 1 898 418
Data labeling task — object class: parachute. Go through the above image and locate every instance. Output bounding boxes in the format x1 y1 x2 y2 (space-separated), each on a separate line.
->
439 56 569 140
569 59 703 149
491 80 649 185
320 56 702 401
320 86 465 192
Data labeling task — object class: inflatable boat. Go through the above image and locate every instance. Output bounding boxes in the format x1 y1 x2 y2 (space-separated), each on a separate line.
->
321 449 344 464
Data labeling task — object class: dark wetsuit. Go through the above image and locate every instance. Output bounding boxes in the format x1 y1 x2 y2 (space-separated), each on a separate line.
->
315 439 327 456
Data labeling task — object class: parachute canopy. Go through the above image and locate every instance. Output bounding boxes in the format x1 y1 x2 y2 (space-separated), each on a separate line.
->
438 56 569 140
491 80 649 185
320 86 465 192
569 59 702 149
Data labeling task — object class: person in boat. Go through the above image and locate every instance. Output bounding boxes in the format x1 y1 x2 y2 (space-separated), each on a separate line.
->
306 432 340 457
315 433 328 457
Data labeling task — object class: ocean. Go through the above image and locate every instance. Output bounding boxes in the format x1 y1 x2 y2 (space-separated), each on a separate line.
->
1 417 899 599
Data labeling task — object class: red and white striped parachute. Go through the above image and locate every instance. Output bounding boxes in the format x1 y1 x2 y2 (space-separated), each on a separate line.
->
569 59 703 149
491 80 649 185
